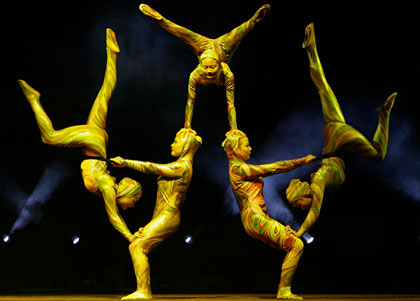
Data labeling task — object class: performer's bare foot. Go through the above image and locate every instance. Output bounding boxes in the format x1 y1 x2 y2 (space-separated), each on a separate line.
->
377 92 397 114
106 28 120 53
253 4 271 23
139 4 162 21
302 23 315 49
121 290 152 300
277 287 303 300
18 80 40 104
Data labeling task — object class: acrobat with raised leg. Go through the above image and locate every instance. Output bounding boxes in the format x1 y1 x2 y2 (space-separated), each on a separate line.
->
222 130 315 299
19 29 142 243
111 128 202 300
139 3 271 130
285 23 397 238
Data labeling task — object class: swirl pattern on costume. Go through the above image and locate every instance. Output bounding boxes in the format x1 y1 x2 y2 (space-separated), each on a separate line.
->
140 4 270 130
118 129 202 299
223 131 309 295
19 29 141 243
144 4 270 63
285 23 397 239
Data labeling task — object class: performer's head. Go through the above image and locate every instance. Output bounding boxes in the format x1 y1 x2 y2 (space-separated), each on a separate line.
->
199 49 221 79
116 177 142 210
286 179 312 210
222 130 251 161
171 128 202 158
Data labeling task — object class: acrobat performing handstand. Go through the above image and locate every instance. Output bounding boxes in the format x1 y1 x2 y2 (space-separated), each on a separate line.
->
139 3 271 130
19 28 142 243
285 23 397 238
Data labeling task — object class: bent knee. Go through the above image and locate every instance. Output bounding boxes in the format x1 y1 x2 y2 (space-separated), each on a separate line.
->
82 176 99 194
129 238 160 255
294 237 304 252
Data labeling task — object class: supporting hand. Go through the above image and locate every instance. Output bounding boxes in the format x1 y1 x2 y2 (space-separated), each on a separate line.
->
285 225 299 237
304 154 317 165
111 156 127 168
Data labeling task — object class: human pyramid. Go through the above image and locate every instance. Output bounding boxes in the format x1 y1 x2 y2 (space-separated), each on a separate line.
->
19 3 396 300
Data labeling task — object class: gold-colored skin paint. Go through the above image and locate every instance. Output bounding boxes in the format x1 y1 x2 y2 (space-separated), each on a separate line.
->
222 130 315 300
286 23 397 238
111 128 202 300
19 29 142 243
139 3 271 130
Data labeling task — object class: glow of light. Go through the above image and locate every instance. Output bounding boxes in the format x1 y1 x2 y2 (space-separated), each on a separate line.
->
305 236 314 244
2 234 11 243
184 235 193 244
72 236 80 245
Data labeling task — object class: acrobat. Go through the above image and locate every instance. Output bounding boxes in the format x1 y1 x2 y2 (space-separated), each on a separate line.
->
222 130 315 299
111 128 202 300
139 3 271 130
19 29 142 242
285 23 397 238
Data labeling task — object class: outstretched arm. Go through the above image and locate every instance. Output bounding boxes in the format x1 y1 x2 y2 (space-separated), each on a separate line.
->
112 157 185 178
241 155 315 179
296 179 324 237
184 71 197 129
223 63 237 130
98 181 134 242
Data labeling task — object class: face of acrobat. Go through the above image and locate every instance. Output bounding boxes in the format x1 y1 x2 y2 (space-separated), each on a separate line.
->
171 135 187 157
200 57 220 79
237 136 252 161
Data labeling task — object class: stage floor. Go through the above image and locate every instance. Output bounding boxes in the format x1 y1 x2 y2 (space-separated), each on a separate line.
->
0 295 419 301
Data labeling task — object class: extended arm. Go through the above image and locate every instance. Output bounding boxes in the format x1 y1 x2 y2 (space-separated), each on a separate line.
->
184 72 197 129
98 179 134 242
112 157 185 178
296 179 324 237
223 63 237 130
242 155 315 179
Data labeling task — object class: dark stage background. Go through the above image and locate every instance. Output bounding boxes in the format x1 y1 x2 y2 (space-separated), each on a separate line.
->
1 0 419 296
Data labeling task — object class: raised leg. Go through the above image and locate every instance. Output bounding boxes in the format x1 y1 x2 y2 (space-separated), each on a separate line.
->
18 80 54 142
372 92 397 160
86 28 119 129
303 23 346 124
322 92 397 161
18 80 108 157
139 4 211 57
217 4 271 63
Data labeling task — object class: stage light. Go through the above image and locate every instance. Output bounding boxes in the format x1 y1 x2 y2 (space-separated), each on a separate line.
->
2 234 11 243
184 235 193 244
306 236 314 244
302 233 314 244
72 235 80 245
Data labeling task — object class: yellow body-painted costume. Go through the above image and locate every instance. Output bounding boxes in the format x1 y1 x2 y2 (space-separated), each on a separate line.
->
139 3 271 130
112 128 202 300
223 130 315 300
19 29 142 243
286 24 397 238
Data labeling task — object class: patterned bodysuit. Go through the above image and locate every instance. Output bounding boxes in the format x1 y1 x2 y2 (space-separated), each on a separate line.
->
140 4 270 130
121 138 198 298
19 29 135 242
227 156 308 290
291 23 396 238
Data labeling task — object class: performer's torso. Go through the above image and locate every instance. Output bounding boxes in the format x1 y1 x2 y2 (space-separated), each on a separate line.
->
230 167 268 215
153 170 190 216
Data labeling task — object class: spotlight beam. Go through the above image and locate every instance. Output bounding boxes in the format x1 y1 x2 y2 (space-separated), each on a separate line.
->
9 159 71 234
